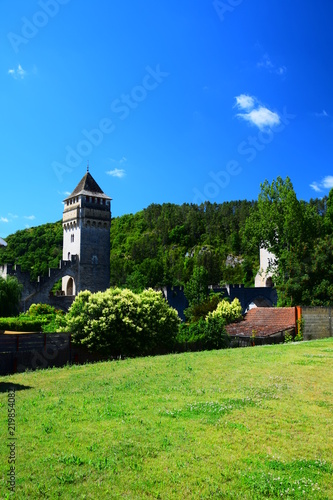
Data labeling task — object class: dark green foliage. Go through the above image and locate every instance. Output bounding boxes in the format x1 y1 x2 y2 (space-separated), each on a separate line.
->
26 303 62 317
110 200 257 290
26 303 67 333
0 276 22 317
0 303 66 332
184 292 221 323
0 221 63 281
243 176 333 306
0 316 47 332
177 316 229 351
184 266 209 307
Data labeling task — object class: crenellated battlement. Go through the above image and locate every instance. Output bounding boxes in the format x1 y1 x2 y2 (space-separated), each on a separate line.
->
2 257 78 312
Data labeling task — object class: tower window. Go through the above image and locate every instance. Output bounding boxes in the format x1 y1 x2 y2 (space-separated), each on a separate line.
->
71 234 74 243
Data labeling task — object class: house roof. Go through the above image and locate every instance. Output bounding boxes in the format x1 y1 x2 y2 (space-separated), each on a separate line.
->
226 307 296 338
64 172 111 201
0 237 7 247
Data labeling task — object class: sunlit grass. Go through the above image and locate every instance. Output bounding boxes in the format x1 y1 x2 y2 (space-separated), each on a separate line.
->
1 339 333 498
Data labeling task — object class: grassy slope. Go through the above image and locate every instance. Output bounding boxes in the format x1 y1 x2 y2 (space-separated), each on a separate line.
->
1 339 333 499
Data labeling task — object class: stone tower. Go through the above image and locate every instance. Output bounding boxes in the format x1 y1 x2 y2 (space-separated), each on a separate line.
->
254 247 276 287
62 170 111 295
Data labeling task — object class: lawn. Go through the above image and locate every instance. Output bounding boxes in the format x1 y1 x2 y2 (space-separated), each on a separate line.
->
1 339 333 499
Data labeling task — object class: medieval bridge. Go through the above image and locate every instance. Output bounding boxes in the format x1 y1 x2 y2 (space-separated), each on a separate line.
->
1 257 78 312
162 284 278 321
1 171 277 318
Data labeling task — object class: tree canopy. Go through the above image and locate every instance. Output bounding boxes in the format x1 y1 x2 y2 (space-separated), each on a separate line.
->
0 276 23 317
243 176 332 306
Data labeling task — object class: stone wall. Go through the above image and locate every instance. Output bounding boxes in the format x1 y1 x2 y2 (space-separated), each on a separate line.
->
78 225 110 293
302 307 333 340
3 259 78 312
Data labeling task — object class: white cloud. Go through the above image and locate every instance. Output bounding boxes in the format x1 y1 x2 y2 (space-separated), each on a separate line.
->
257 53 287 77
310 176 333 192
236 105 280 130
310 182 322 193
8 64 27 80
322 176 333 189
234 94 255 111
106 157 127 178
314 110 329 118
235 94 280 130
24 215 36 220
0 217 9 223
106 168 126 178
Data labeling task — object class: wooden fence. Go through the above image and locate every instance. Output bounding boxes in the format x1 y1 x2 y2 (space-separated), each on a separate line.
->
0 333 108 375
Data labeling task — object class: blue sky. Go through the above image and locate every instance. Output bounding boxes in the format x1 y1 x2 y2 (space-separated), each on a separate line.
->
1 0 333 238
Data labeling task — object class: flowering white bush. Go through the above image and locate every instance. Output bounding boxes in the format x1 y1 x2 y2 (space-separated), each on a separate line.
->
64 287 180 356
206 298 242 324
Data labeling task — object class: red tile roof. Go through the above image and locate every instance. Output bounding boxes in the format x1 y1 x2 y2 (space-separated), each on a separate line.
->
226 307 296 338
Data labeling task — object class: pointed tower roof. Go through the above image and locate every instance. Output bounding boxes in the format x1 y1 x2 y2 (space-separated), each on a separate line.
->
64 172 111 201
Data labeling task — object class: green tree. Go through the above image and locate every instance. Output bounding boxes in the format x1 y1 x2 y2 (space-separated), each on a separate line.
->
184 266 209 307
243 177 306 305
0 276 23 317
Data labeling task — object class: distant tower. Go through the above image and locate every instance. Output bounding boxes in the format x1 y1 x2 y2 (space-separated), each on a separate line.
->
254 247 276 287
62 171 111 295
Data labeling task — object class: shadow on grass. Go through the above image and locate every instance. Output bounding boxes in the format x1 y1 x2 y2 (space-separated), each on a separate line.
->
0 382 33 393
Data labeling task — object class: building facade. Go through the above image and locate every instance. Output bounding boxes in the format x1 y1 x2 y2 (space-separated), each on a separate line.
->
62 171 112 295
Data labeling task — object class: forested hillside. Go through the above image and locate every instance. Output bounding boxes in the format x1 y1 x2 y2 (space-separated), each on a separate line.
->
1 176 332 307
0 200 257 287
109 200 257 290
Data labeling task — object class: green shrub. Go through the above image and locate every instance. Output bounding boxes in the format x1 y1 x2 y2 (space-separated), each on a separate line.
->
0 316 48 332
206 297 242 324
177 316 229 351
0 303 66 333
284 330 294 343
26 303 61 317
42 314 67 333
62 288 180 356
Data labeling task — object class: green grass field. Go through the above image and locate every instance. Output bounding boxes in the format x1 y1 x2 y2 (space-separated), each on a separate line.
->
1 339 333 499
